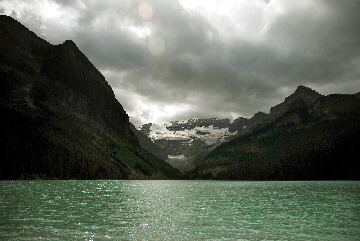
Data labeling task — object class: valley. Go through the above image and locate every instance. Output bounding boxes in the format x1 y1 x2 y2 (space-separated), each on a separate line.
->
1 15 359 180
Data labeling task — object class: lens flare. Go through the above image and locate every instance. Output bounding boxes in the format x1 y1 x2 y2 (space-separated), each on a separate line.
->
148 36 165 56
138 2 153 20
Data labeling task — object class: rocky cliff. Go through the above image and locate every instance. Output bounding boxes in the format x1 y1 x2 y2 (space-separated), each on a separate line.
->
0 15 179 179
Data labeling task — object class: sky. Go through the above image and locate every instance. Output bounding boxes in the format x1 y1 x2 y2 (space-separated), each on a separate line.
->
1 0 360 127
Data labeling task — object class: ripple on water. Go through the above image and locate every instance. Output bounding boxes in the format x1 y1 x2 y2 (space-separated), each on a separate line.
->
0 180 359 240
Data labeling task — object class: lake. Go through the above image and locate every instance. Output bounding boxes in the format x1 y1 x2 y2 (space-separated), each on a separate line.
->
1 180 359 240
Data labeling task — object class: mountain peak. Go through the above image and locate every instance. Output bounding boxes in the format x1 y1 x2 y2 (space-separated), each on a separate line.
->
269 85 323 120
284 85 322 104
296 85 312 90
291 85 321 97
63 39 77 47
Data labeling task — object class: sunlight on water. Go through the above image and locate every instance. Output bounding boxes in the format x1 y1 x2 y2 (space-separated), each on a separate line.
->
0 180 359 240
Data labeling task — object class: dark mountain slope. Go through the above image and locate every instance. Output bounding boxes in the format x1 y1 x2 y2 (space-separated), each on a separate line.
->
0 15 179 179
265 85 323 122
354 92 360 100
227 86 323 137
190 91 360 180
130 123 168 161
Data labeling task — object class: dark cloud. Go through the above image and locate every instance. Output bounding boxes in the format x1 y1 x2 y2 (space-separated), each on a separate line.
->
151 0 216 55
1 0 359 126
262 0 360 85
170 54 200 80
74 24 148 71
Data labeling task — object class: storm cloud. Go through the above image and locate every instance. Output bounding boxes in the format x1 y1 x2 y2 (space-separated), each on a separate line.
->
1 0 359 126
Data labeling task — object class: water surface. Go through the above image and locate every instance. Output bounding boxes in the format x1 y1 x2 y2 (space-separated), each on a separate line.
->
1 180 359 240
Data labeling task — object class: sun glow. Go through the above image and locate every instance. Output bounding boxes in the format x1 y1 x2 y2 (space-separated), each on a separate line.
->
138 2 153 21
179 0 267 40
148 35 166 56
113 87 191 126
40 1 62 19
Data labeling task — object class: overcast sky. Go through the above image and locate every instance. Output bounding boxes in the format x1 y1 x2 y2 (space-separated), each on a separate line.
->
1 0 360 127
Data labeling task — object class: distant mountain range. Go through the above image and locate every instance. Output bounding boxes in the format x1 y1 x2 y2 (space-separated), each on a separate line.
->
0 15 179 180
138 85 360 180
137 118 237 171
136 86 324 172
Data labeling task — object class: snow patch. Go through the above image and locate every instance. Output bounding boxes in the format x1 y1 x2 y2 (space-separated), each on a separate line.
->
147 122 237 145
168 154 186 160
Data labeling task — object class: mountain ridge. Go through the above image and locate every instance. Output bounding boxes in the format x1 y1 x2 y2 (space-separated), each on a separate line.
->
188 91 360 180
137 85 360 180
137 85 325 172
0 15 179 180
2 15 359 180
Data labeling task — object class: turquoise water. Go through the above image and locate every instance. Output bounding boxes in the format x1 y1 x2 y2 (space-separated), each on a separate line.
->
1 180 359 240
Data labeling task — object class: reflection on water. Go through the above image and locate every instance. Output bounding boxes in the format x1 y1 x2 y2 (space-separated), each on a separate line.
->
0 180 359 240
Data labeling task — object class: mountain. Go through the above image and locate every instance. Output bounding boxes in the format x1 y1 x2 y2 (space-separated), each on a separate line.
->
130 123 168 161
137 118 237 172
228 111 267 135
225 86 323 137
267 85 323 121
0 15 179 180
189 88 360 180
136 86 325 173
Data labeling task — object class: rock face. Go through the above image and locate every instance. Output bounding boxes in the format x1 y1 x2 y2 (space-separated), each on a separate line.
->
189 89 360 180
40 39 136 146
0 15 179 180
